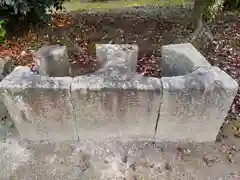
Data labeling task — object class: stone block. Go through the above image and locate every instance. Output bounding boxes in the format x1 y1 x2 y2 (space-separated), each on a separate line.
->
157 66 238 142
0 58 5 80
0 58 14 139
95 44 138 72
33 45 70 77
161 43 211 77
0 66 77 141
0 97 13 139
71 44 162 139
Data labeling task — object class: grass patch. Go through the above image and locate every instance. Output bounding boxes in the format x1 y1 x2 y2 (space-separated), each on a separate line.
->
63 0 187 12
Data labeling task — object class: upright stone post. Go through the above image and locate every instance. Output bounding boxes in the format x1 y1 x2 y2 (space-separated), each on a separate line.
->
33 45 70 77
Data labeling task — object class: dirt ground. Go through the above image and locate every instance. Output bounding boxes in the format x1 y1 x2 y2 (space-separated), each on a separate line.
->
0 128 240 180
0 6 240 180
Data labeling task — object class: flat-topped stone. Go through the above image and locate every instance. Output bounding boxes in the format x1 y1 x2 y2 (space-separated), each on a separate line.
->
96 44 138 72
0 59 14 143
33 45 70 77
0 66 77 141
158 66 238 142
161 43 211 77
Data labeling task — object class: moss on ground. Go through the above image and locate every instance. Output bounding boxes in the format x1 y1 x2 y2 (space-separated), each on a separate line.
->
63 0 188 12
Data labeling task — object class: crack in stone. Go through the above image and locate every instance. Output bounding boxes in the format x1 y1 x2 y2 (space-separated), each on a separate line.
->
155 79 163 135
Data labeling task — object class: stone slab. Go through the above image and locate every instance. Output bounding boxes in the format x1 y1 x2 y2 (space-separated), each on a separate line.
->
0 66 77 141
157 66 238 142
0 58 15 140
72 72 162 139
0 97 13 139
33 45 70 77
95 44 139 72
71 44 162 139
161 43 211 77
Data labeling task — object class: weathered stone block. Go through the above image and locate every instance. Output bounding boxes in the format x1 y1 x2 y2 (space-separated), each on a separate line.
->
0 58 14 139
71 44 162 139
95 44 138 72
157 66 238 142
0 66 77 141
33 45 70 77
0 97 13 139
161 43 211 77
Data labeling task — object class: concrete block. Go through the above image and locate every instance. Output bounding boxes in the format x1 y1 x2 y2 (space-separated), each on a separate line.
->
161 43 211 77
71 44 162 139
0 66 77 141
33 45 70 77
157 66 238 142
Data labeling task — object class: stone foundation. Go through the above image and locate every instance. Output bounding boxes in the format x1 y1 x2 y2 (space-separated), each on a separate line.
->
0 43 238 142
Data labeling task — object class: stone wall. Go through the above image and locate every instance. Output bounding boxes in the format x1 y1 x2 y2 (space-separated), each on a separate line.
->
0 43 238 142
